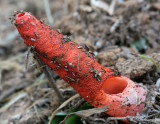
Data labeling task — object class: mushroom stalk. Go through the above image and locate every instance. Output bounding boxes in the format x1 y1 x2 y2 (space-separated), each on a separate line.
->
13 11 147 118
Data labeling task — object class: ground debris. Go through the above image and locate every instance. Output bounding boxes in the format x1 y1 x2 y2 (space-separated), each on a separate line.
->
115 53 160 79
1 0 160 124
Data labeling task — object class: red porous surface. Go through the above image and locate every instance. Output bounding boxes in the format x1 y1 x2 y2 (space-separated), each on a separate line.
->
14 12 147 117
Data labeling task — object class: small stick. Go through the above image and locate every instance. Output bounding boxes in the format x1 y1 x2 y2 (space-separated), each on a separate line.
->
34 54 65 103
107 116 160 123
44 0 54 27
0 70 1 87
77 53 79 72
26 47 32 70
72 98 85 110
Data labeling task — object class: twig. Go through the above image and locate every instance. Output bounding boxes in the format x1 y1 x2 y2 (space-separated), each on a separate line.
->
90 0 116 15
23 91 52 114
60 88 76 95
72 98 85 110
34 106 41 121
26 47 32 70
34 55 65 103
87 117 106 123
110 17 122 33
0 81 30 102
77 53 79 72
44 0 54 27
108 0 116 15
146 113 160 119
0 70 1 87
0 92 28 113
2 79 47 103
107 116 160 123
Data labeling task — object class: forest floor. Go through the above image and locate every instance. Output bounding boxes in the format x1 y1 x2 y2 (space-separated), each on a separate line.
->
0 0 160 124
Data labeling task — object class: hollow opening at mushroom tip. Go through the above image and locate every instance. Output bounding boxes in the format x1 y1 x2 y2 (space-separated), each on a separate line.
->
103 76 128 94
17 12 26 17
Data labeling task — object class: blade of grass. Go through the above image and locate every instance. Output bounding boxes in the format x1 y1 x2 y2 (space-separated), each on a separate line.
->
48 94 80 124
131 53 160 70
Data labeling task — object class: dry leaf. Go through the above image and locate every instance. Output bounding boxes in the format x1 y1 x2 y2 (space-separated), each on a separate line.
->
60 105 109 124
48 94 80 124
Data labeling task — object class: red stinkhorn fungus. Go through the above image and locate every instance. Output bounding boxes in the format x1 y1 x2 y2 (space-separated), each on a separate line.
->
13 12 147 118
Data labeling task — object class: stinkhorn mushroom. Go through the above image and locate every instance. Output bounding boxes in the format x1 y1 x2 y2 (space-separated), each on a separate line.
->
12 11 147 118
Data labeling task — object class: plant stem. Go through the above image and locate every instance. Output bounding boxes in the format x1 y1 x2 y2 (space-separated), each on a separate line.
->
131 53 160 70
